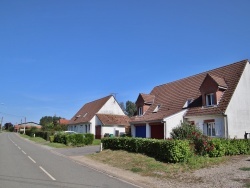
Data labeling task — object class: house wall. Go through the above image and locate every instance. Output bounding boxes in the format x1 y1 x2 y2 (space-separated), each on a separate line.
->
98 96 125 115
225 62 250 139
163 110 187 138
102 126 126 137
68 123 90 133
185 115 225 137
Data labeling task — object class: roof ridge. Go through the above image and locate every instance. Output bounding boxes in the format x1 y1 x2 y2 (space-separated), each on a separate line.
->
153 59 248 90
84 95 112 105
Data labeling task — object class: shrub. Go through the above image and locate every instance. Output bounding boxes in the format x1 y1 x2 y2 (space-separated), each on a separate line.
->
170 122 202 140
84 133 94 145
102 137 191 163
49 136 54 143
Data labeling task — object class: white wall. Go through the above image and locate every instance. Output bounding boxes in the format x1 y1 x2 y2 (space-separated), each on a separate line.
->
102 126 125 137
163 110 187 138
98 96 125 115
225 62 250 139
131 124 136 137
185 115 225 137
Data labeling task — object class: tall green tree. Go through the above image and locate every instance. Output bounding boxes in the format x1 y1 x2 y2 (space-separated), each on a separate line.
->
125 101 137 117
39 116 61 130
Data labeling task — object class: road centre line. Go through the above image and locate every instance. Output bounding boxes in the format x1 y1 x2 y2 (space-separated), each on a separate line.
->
28 156 36 163
22 150 26 155
18 146 21 150
39 166 56 181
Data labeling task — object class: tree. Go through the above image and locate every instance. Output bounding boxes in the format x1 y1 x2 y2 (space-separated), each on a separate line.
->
4 122 13 131
39 116 61 130
125 101 137 117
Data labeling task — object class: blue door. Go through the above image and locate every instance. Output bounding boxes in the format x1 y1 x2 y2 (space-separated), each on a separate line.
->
135 126 146 138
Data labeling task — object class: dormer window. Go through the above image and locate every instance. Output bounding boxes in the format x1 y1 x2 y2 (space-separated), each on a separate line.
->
206 93 215 106
138 107 143 116
153 105 161 113
200 74 227 107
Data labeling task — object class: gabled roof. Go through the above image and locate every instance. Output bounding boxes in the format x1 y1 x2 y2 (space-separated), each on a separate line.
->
68 95 112 125
131 59 248 123
96 114 130 127
140 93 155 104
205 74 228 88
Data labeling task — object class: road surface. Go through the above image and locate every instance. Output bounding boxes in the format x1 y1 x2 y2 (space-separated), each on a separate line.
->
0 132 140 188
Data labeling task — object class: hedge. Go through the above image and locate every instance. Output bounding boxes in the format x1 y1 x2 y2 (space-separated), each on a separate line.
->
102 137 192 163
24 130 53 141
53 133 94 146
102 137 250 163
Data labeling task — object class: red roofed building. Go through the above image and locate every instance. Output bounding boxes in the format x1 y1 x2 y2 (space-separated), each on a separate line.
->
68 95 130 138
130 59 250 139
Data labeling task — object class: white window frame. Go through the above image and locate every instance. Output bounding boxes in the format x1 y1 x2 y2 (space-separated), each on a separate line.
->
206 122 216 137
206 93 215 106
138 107 143 116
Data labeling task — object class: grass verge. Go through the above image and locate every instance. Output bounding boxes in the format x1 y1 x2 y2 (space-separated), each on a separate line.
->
87 149 227 179
20 134 69 148
20 134 100 148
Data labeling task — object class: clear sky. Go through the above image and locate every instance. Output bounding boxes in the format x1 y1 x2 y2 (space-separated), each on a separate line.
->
1 0 249 125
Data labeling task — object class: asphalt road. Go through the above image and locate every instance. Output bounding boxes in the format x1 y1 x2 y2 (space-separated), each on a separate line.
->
0 132 139 188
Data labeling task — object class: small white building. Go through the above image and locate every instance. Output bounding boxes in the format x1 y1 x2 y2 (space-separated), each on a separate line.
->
131 59 250 139
68 95 130 138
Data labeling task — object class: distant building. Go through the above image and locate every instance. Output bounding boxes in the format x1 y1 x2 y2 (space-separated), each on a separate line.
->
68 95 130 138
14 122 42 133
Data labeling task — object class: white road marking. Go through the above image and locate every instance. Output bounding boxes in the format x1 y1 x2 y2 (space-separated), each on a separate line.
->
39 166 56 181
22 150 26 155
15 144 17 146
28 156 36 163
18 146 21 150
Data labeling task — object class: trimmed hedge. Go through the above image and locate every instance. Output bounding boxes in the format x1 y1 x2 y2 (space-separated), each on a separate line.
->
102 137 192 163
53 133 94 146
102 137 250 163
24 130 53 141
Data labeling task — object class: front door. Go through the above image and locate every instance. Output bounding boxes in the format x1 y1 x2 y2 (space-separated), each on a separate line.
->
95 126 101 139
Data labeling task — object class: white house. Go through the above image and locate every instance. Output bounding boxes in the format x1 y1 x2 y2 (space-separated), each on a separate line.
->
130 59 250 139
68 95 130 138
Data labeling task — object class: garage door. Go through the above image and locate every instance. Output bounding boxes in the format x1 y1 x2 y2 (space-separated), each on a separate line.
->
135 125 146 138
150 123 164 139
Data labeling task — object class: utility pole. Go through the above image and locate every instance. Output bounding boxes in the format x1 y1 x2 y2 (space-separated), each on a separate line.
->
24 117 26 134
1 117 3 131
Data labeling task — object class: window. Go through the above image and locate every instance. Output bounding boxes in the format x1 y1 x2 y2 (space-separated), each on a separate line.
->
183 99 193 108
206 93 215 106
138 107 143 116
153 105 161 113
206 122 216 136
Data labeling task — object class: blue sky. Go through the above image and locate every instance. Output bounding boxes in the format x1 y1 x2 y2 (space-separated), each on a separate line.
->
1 0 249 125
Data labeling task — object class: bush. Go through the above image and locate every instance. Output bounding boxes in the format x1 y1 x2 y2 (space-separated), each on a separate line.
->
171 122 202 140
102 137 192 163
84 133 94 145
49 136 54 143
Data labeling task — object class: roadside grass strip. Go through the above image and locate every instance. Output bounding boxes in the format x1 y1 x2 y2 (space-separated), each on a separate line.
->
239 167 250 171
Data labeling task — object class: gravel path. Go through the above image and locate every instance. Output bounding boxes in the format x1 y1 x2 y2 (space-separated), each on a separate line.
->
70 155 250 188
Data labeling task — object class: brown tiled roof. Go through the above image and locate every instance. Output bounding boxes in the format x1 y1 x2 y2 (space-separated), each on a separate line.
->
208 74 228 88
68 95 112 125
131 59 248 123
59 118 69 125
140 93 155 104
96 114 130 126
